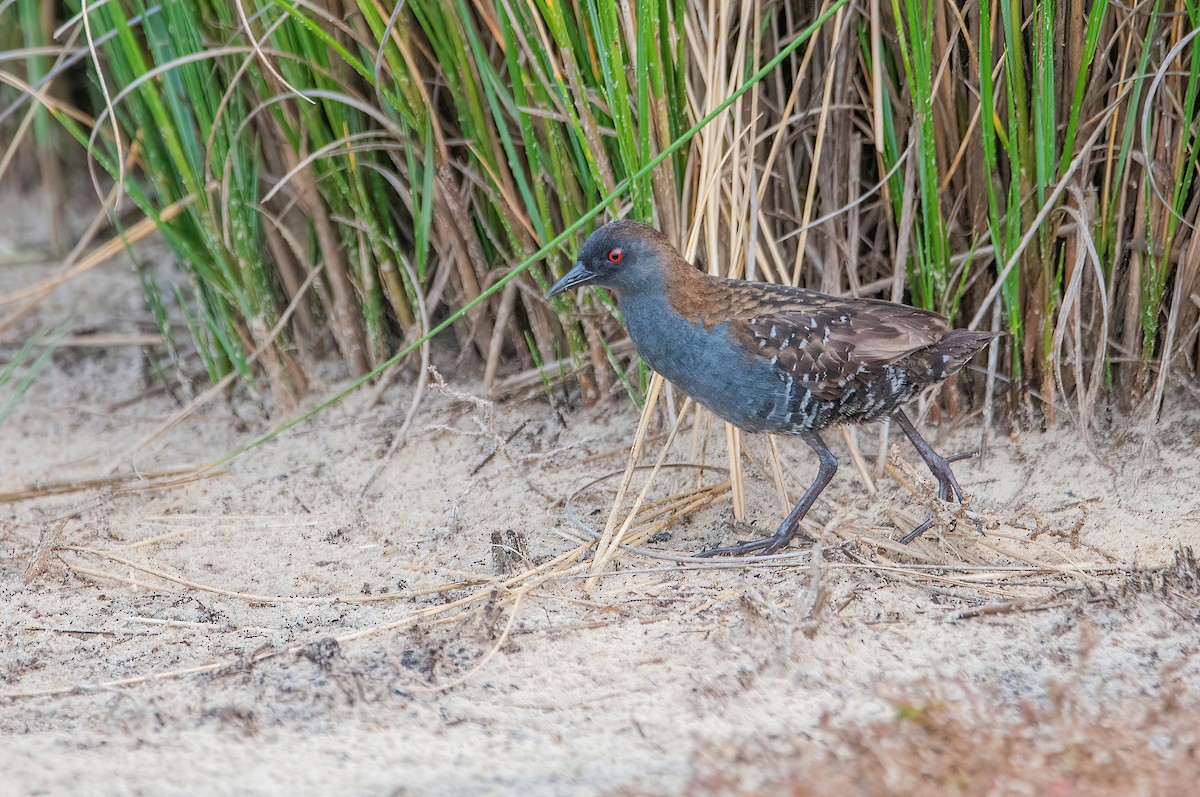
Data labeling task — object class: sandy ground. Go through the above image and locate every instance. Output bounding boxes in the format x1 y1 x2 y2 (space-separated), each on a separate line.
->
3 194 1200 796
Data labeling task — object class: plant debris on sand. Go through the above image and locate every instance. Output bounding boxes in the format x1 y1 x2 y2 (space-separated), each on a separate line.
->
3 254 1200 792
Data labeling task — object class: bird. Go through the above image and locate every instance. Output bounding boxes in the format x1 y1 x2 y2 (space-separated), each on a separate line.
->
546 219 999 557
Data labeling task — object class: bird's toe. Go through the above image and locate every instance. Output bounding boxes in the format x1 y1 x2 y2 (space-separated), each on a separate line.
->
694 534 790 558
899 516 936 544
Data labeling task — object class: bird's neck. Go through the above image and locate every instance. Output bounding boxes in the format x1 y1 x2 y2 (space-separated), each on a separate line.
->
663 259 724 327
618 259 728 364
618 279 711 384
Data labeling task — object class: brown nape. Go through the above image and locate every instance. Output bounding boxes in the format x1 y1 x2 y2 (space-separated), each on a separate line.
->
662 251 721 326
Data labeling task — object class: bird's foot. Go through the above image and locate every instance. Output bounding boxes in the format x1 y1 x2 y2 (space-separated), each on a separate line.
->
900 495 985 544
694 533 792 558
695 521 799 557
929 452 973 502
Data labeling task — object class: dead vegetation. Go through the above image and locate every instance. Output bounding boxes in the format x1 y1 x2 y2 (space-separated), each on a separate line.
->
665 674 1200 796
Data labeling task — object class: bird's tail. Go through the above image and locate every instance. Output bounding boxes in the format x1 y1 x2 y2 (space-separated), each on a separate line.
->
925 330 1001 380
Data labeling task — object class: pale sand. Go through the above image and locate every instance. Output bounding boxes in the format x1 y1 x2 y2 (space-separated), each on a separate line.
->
3 194 1199 796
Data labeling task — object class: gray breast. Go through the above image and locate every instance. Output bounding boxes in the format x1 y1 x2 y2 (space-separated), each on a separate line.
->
620 294 820 433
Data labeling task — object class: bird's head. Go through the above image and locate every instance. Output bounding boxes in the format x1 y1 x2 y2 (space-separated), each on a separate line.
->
546 220 676 299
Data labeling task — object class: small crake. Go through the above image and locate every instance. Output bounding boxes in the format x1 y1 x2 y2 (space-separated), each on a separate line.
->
548 220 998 557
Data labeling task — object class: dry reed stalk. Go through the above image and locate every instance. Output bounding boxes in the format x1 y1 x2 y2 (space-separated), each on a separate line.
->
838 426 877 495
106 262 328 472
60 545 492 605
22 518 69 586
0 467 207 503
0 530 616 701
589 397 694 573
767 436 792 514
789 5 846 288
0 159 186 337
589 373 666 564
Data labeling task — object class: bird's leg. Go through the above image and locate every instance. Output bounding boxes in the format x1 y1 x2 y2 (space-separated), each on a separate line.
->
893 410 964 501
893 409 968 543
696 431 837 557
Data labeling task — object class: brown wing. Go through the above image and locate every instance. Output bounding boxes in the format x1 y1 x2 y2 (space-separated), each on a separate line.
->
710 281 948 401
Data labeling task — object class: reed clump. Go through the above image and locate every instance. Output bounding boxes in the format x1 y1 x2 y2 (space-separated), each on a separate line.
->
1 0 1196 431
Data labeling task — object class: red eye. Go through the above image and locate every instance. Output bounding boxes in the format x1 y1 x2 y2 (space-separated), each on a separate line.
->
608 248 623 263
